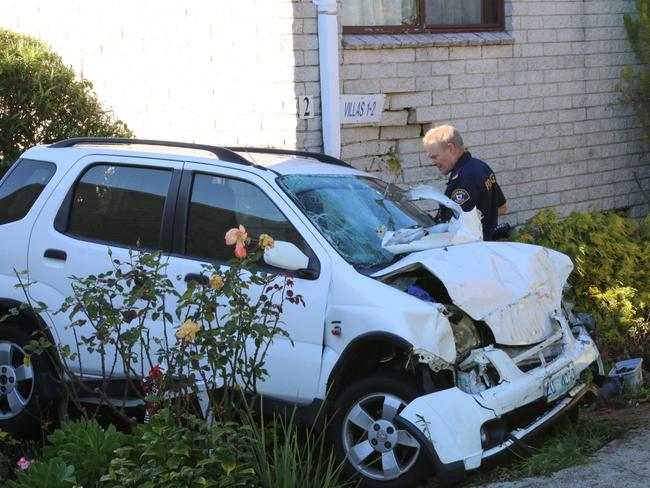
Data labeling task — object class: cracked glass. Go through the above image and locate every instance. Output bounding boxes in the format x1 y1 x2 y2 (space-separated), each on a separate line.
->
279 175 434 269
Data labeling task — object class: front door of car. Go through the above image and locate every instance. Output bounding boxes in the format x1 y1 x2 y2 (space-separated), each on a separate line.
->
27 154 183 378
163 162 331 403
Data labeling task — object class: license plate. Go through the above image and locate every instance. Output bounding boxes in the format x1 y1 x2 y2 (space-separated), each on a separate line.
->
545 363 577 402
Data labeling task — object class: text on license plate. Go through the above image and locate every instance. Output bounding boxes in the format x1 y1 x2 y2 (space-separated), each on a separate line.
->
545 363 577 402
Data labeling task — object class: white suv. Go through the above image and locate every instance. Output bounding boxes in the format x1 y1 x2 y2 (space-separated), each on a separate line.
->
0 138 602 487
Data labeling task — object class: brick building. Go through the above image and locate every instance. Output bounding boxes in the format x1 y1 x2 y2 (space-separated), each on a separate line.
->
1 0 648 224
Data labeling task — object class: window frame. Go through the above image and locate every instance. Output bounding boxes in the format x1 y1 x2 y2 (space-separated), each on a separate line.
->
173 169 321 279
55 161 180 252
342 0 505 35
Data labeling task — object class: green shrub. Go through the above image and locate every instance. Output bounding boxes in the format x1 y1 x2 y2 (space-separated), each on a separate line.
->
514 210 650 365
9 458 76 488
0 28 132 176
42 419 128 488
101 410 257 488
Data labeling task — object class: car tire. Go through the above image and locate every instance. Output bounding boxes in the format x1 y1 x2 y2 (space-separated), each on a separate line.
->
0 324 59 437
329 373 432 488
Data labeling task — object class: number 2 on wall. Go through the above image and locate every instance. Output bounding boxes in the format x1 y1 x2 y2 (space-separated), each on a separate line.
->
298 96 315 119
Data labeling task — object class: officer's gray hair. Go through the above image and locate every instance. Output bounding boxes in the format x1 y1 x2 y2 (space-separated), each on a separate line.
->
422 124 465 150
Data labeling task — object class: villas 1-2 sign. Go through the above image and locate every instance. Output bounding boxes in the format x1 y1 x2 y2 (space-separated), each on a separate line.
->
340 94 385 124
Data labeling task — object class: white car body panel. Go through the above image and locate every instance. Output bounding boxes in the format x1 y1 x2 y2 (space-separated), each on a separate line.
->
26 154 185 375
381 184 484 250
398 320 600 470
372 241 573 346
162 160 334 402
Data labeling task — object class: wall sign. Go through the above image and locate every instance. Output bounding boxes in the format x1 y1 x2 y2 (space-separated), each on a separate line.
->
340 94 385 124
298 96 315 119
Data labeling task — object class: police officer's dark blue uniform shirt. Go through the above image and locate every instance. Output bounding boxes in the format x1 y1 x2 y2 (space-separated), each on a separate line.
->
440 152 506 240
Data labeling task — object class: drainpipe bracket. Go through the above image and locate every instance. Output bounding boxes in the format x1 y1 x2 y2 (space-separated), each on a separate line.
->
313 0 337 15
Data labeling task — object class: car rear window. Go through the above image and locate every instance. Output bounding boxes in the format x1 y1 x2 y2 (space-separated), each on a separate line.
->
66 164 172 249
0 159 56 225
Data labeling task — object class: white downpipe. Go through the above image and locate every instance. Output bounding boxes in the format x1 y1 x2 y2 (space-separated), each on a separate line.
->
313 0 341 158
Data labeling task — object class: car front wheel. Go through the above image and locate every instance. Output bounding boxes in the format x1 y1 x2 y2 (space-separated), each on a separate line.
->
0 325 58 436
329 373 432 488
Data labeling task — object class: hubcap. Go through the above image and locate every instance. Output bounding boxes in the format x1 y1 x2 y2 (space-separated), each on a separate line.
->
0 342 34 420
343 392 421 481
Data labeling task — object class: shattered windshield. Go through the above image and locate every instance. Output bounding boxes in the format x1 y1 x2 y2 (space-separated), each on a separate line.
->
278 175 435 269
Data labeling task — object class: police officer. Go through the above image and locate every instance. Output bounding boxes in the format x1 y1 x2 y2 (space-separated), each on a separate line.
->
422 124 507 240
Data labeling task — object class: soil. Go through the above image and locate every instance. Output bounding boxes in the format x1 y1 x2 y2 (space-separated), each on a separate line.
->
586 395 650 431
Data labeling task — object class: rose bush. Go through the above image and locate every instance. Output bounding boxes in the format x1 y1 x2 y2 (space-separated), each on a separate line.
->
3 225 347 487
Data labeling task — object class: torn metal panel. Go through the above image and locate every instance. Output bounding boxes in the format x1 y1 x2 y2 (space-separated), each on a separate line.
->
373 241 573 346
380 186 483 253
397 323 600 471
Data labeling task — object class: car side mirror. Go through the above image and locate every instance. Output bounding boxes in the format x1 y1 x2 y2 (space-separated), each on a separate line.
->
264 240 310 271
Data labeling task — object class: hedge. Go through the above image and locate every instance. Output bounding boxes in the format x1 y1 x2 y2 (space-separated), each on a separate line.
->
514 210 650 367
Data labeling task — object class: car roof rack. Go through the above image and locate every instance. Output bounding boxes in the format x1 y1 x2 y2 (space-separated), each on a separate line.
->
49 137 254 166
50 138 353 169
226 147 352 168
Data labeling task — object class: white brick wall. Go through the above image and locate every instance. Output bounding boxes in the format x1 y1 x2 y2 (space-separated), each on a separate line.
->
2 0 647 221
0 0 319 149
340 0 650 223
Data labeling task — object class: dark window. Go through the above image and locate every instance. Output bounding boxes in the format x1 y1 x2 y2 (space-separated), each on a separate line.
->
186 174 308 262
0 159 56 225
342 0 503 34
67 164 172 249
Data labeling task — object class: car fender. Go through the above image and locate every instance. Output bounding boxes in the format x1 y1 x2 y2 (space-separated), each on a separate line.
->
398 387 496 470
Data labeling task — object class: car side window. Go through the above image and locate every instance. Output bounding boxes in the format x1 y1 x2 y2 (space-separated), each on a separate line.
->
186 173 309 263
0 159 56 225
66 164 172 249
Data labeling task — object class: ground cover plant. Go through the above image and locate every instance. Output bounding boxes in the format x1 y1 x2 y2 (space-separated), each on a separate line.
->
514 210 650 367
0 28 132 177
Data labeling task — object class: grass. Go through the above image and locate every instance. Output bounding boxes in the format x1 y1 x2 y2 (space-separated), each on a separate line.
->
244 408 353 488
476 416 615 484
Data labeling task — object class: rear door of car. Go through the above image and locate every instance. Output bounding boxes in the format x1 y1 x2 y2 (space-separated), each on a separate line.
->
163 161 332 403
27 154 183 377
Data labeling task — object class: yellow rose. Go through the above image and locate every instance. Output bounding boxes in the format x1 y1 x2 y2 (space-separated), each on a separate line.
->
258 233 275 250
210 274 224 290
176 319 201 342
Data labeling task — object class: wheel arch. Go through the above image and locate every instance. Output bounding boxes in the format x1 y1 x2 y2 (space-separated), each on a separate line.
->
326 332 416 400
0 298 61 370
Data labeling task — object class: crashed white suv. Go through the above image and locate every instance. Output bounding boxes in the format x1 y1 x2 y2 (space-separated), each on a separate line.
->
0 138 602 487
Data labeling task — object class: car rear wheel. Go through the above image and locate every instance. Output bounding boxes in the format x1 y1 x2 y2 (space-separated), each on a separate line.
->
329 373 432 488
0 325 58 436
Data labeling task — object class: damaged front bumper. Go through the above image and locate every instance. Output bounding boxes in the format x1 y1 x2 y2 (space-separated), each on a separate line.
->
396 314 601 475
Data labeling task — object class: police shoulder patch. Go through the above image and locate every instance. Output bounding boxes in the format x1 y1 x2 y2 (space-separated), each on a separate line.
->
450 188 471 205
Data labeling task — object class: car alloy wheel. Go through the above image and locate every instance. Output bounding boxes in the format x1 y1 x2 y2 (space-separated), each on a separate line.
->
342 391 420 481
0 340 35 420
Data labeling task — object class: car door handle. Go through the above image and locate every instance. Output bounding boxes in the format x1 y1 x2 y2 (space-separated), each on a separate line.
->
44 249 67 261
184 273 209 286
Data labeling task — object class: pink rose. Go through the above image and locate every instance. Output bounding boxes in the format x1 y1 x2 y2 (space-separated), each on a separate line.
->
225 225 249 247
234 245 247 259
16 457 34 470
